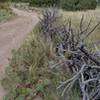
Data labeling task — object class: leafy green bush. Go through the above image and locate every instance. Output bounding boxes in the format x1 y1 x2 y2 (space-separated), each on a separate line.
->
11 0 30 2
60 0 79 11
29 0 60 7
29 0 97 10
61 0 97 11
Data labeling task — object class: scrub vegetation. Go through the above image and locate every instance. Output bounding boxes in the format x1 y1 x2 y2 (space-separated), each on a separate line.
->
0 3 14 22
0 0 100 100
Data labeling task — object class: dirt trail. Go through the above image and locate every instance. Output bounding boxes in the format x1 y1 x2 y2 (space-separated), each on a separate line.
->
0 7 39 100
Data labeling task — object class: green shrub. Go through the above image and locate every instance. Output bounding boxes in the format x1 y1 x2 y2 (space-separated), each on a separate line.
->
61 0 97 11
11 0 30 2
29 0 97 10
0 3 14 22
60 0 77 11
29 0 60 7
11 0 97 10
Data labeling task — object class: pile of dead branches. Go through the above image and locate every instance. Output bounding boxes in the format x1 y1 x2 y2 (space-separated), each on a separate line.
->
40 8 100 100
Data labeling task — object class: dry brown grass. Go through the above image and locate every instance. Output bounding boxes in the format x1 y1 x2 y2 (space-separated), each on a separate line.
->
62 7 100 42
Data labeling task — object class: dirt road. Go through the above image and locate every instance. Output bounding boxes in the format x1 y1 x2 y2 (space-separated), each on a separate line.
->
0 7 39 100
